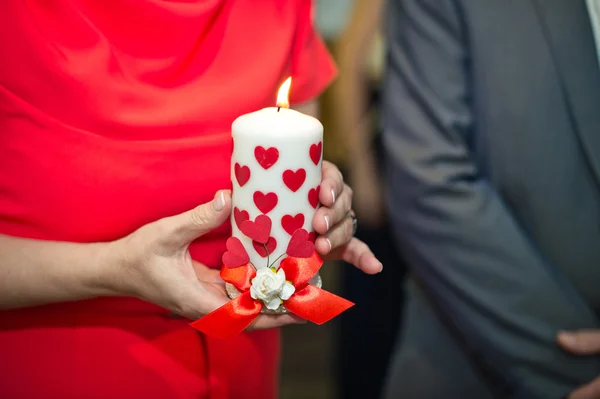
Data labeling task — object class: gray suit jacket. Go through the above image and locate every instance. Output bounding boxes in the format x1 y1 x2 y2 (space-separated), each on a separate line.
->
383 1 600 398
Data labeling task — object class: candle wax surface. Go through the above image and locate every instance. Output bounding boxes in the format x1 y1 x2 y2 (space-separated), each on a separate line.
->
232 107 323 138
230 107 323 270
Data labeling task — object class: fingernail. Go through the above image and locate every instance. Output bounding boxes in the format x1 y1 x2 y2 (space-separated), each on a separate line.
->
378 262 384 273
325 238 332 252
324 215 331 231
213 191 225 211
331 188 336 203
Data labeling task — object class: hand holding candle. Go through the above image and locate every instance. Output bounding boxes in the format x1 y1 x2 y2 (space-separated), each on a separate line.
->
190 78 363 338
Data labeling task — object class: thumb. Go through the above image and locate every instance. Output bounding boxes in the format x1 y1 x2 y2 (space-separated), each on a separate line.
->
164 190 232 245
557 330 600 355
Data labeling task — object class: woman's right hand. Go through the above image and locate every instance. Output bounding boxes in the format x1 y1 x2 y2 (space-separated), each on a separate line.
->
107 190 304 330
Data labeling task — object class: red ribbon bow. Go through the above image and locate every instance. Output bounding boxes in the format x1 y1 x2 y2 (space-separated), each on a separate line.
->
190 251 354 339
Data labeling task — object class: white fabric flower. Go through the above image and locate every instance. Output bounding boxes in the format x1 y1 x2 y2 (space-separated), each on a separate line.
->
250 267 296 310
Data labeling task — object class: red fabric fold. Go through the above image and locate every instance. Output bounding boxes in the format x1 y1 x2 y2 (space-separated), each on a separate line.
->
220 263 255 292
189 292 262 339
279 252 322 289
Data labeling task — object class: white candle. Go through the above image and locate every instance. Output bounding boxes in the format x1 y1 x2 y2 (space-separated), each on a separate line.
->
229 79 323 271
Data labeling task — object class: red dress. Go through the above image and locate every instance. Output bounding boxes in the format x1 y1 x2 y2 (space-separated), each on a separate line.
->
0 1 335 398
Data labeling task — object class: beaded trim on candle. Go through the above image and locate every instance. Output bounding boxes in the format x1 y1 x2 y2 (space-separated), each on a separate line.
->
225 274 323 314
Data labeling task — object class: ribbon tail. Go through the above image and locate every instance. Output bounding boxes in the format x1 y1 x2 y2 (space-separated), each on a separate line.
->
189 292 263 339
284 285 354 325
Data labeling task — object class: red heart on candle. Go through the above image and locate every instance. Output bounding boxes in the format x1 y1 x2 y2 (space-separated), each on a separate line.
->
253 191 278 214
255 146 279 170
253 237 277 258
222 237 250 268
233 207 249 230
283 168 306 192
240 215 272 244
234 163 251 187
308 186 320 209
281 213 305 235
307 232 317 243
286 229 315 258
310 142 322 165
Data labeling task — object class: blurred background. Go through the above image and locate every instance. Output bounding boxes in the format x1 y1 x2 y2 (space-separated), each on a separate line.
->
280 1 408 398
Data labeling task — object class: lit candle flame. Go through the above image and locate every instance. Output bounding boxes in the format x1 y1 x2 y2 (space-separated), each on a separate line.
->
276 77 292 109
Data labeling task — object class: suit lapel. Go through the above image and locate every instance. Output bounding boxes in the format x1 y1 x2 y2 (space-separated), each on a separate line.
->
532 0 600 186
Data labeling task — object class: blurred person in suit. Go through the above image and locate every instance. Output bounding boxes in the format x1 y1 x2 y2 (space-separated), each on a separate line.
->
382 1 600 398
327 1 409 398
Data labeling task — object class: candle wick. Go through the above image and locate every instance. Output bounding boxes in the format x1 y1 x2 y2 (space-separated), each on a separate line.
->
277 107 281 112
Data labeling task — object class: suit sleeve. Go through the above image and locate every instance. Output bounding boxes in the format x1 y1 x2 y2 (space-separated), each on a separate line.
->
383 0 600 397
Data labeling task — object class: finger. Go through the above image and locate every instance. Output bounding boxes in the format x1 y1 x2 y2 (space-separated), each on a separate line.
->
249 313 306 331
192 261 225 284
171 281 229 320
315 214 354 253
324 237 383 275
313 184 353 235
569 377 600 399
557 330 600 355
320 161 344 207
162 190 232 245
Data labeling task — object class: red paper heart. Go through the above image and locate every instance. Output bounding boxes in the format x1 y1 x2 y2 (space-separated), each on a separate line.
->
307 232 317 243
233 207 249 230
255 146 279 170
234 163 250 186
286 229 315 258
310 142 322 165
308 186 320 209
253 237 277 258
281 213 305 235
240 215 272 244
222 237 250 268
253 191 278 214
283 169 306 192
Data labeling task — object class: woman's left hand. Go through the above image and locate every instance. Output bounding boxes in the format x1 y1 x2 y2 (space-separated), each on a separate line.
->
312 160 383 274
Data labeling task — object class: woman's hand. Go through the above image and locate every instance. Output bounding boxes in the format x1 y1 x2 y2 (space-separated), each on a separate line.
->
312 161 383 274
0 167 379 322
110 190 303 330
